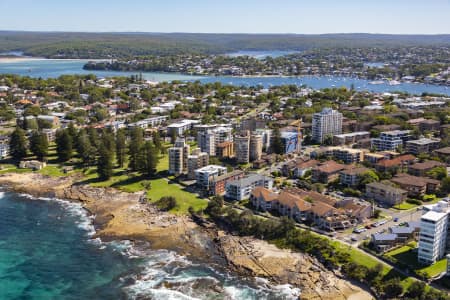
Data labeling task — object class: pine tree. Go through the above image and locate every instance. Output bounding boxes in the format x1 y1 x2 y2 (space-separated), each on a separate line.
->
152 131 162 152
143 141 159 177
272 127 284 155
76 130 96 166
115 129 127 168
55 129 73 162
29 130 49 161
128 127 144 171
9 128 28 161
97 144 113 180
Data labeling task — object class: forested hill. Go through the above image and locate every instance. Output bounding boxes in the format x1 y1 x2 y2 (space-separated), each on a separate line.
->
1 31 450 59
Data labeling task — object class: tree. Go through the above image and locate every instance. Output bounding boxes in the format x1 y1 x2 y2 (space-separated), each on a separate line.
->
55 129 73 162
97 144 113 180
271 127 284 155
128 127 144 172
152 131 162 152
143 141 159 176
29 131 49 161
154 196 177 211
205 196 224 217
115 129 127 168
381 277 403 299
358 170 379 187
9 128 28 161
441 177 450 195
76 130 96 166
405 281 426 299
427 166 447 180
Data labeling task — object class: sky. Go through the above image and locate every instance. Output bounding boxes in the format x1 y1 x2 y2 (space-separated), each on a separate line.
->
0 0 449 34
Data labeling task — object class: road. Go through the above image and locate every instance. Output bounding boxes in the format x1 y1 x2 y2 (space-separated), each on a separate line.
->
336 205 423 244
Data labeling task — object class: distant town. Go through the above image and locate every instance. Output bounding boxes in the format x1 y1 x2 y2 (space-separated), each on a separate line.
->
1 71 450 298
84 46 450 86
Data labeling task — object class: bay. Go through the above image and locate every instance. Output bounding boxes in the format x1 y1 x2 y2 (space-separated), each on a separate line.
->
0 58 449 96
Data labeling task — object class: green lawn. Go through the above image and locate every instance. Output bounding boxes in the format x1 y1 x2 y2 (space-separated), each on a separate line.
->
394 202 419 211
0 163 33 174
38 165 66 177
156 153 168 173
384 242 446 279
146 178 207 214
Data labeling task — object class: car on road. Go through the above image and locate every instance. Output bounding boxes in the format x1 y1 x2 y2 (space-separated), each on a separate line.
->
353 227 367 234
351 236 358 242
394 217 399 222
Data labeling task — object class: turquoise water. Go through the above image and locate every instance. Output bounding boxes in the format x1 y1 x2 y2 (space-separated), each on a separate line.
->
0 191 300 299
0 58 449 96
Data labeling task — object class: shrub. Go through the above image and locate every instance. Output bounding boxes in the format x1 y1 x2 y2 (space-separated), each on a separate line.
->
154 196 176 211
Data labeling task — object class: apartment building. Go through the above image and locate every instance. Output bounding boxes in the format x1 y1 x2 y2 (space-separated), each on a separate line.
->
234 132 250 163
418 201 450 264
225 174 274 201
187 148 209 180
195 165 227 193
168 138 190 175
333 131 370 146
371 130 411 151
167 119 200 136
365 181 408 206
197 127 233 156
249 133 263 162
405 138 441 155
312 108 343 143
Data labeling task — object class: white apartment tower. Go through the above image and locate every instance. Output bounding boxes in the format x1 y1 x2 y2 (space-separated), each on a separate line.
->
312 108 343 143
418 201 450 264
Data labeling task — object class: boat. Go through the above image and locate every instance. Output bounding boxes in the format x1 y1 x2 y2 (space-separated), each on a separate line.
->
368 80 384 85
388 80 401 86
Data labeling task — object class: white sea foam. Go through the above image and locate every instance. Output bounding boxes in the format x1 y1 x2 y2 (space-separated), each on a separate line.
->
0 191 5 198
17 193 97 236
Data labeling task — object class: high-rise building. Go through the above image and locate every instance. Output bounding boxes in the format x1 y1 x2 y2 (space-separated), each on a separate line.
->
250 133 263 161
168 138 190 175
255 128 272 151
234 132 250 164
418 201 450 265
312 108 343 143
197 127 233 157
187 148 209 180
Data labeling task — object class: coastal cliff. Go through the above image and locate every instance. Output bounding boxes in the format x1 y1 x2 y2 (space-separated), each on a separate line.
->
0 173 373 300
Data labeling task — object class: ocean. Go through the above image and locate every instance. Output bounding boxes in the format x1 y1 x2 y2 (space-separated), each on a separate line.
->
0 191 300 300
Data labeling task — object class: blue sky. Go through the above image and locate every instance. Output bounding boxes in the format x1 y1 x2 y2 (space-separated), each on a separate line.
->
0 0 449 34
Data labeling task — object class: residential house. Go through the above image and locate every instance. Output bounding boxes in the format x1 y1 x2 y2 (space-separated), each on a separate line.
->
371 234 400 252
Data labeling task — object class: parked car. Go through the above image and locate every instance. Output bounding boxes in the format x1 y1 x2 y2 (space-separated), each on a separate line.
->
394 217 399 222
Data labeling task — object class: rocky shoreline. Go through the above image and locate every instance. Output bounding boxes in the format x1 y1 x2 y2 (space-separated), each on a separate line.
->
0 172 373 300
